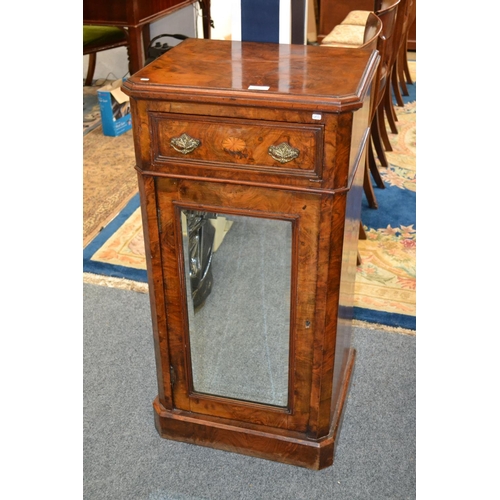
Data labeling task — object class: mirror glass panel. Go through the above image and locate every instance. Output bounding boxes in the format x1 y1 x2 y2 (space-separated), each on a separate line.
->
181 210 292 407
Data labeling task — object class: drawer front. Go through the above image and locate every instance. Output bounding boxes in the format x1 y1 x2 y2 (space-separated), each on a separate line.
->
150 113 323 179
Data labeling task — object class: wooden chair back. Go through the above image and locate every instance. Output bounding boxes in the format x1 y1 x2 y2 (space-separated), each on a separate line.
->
361 12 383 50
372 0 401 109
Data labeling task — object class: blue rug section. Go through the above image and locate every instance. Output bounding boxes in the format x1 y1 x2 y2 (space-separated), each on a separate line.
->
354 307 415 330
361 184 416 230
241 0 280 43
395 80 416 105
83 193 148 283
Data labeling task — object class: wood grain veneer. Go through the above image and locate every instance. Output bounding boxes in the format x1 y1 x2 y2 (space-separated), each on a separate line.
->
122 38 378 469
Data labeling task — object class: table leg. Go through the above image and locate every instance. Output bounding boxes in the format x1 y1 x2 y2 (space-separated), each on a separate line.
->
201 0 212 38
142 24 151 56
127 25 146 75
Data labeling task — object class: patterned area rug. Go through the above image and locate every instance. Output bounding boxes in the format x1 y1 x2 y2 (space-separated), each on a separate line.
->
83 80 138 246
83 81 138 246
355 100 416 329
83 62 416 331
83 126 138 246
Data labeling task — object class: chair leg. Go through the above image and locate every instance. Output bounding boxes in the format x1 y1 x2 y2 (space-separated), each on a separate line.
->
373 111 391 165
357 251 362 266
363 155 378 209
357 221 366 265
392 59 405 106
387 95 399 133
85 52 97 86
403 57 413 85
397 47 410 96
359 221 367 240
402 35 414 85
368 141 385 189
383 85 398 136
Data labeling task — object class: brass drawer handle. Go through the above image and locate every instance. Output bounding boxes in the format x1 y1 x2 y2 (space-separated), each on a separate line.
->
170 133 201 154
268 142 300 164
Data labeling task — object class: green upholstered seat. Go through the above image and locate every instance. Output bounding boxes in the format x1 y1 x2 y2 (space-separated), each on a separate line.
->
83 26 128 49
83 26 128 86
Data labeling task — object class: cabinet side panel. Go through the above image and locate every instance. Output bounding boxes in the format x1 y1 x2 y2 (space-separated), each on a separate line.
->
331 140 366 409
307 121 367 437
132 97 175 409
348 105 371 183
138 174 174 409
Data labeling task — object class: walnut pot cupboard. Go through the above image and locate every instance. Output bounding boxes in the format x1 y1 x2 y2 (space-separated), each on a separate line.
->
122 38 379 470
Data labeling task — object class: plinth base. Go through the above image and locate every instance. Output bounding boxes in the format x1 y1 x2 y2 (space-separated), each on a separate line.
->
153 348 356 470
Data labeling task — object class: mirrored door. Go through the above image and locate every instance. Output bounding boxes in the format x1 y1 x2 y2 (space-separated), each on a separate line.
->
155 176 322 431
181 210 292 408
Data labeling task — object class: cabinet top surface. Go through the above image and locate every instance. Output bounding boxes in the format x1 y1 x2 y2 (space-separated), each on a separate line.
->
123 39 379 112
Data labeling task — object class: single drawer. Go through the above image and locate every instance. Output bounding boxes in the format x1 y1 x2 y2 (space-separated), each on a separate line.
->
149 113 323 179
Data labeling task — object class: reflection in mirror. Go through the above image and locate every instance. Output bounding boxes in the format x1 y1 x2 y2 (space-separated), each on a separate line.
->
181 210 292 407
